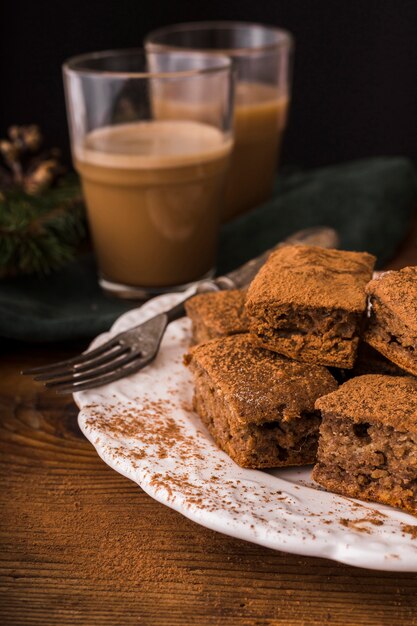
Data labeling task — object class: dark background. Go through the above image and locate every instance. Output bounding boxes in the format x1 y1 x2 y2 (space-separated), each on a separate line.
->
1 0 416 169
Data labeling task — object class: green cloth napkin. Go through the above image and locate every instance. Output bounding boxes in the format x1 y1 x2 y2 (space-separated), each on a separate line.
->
218 157 416 273
1 157 416 343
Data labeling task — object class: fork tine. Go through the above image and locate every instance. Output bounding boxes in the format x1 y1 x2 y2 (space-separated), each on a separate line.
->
53 356 153 394
33 345 130 381
45 351 144 389
22 337 120 375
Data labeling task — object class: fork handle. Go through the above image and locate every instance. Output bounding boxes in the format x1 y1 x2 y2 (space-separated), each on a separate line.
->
164 296 192 324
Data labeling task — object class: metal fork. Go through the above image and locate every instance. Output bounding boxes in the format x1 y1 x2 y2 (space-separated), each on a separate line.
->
22 226 339 394
22 304 185 394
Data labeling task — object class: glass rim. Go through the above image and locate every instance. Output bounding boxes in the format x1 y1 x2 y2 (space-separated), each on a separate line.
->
62 47 233 79
145 21 294 57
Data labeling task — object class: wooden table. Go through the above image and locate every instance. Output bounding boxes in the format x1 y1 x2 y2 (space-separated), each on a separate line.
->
2 222 417 626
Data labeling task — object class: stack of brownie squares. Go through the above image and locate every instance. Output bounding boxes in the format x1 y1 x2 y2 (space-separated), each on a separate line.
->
184 245 417 516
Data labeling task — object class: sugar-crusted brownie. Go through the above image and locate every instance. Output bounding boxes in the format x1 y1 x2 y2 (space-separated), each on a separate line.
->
185 290 248 344
312 375 417 516
184 333 337 468
245 245 376 368
364 266 417 376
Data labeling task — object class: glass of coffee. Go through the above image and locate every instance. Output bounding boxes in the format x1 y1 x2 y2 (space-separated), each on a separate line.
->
63 49 234 298
145 22 293 221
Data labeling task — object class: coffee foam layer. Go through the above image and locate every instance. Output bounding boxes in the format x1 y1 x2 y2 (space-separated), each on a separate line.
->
76 120 232 169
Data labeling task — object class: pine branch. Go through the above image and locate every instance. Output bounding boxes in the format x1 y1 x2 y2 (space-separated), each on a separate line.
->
0 177 87 277
0 125 88 278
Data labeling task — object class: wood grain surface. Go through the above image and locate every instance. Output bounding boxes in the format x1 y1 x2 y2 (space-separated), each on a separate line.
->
1 219 417 626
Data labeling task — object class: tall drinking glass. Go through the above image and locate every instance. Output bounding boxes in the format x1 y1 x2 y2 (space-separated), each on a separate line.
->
63 49 234 299
145 22 293 221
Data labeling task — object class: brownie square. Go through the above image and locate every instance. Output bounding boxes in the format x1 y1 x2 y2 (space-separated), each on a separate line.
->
185 290 249 344
245 245 376 368
184 333 337 468
364 266 417 376
313 375 417 516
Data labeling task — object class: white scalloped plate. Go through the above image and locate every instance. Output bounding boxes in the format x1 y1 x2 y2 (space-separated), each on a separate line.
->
75 292 417 572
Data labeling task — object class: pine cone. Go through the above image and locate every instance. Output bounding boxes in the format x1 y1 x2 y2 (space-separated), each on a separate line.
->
0 125 64 193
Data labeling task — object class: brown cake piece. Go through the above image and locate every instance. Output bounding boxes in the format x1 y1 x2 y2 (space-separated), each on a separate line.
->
364 266 417 376
313 375 417 516
184 333 337 468
185 290 249 344
246 245 376 368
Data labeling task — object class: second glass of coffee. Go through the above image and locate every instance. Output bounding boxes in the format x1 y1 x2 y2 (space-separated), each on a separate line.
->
146 22 293 221
63 49 233 298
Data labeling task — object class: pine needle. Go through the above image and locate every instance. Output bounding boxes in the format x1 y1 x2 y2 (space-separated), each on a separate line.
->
0 176 87 277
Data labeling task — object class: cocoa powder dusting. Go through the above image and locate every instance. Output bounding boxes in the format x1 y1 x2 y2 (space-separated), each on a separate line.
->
81 397 304 527
339 516 385 533
84 399 205 465
401 524 417 539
